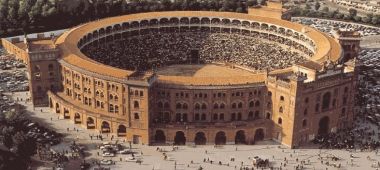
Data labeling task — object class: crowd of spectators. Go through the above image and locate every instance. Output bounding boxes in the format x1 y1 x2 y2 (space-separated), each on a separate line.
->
82 32 306 71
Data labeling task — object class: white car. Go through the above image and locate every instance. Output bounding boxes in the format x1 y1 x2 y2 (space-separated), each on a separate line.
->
102 152 115 157
125 156 136 161
118 149 133 154
100 159 113 165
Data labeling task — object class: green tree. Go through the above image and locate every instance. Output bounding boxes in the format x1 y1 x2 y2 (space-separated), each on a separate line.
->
305 4 311 10
11 131 36 159
314 2 320 11
247 0 258 7
361 17 371 23
322 6 329 13
348 8 357 18
372 15 380 25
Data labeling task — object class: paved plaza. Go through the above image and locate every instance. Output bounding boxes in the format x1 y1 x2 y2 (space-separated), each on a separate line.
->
7 92 380 170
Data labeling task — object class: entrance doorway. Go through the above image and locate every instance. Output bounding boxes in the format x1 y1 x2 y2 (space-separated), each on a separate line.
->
194 132 207 145
318 116 330 135
215 131 226 145
174 131 186 145
254 128 265 143
235 130 246 144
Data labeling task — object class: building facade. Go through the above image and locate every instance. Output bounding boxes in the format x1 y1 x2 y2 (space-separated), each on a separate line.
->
1 11 360 148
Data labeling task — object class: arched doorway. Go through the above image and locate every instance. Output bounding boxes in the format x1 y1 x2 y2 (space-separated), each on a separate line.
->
215 131 226 145
101 121 111 133
86 117 95 129
74 113 81 124
235 130 246 144
63 108 70 119
253 128 265 143
194 132 207 145
155 130 166 143
318 116 330 135
174 131 186 145
55 103 60 113
117 125 127 137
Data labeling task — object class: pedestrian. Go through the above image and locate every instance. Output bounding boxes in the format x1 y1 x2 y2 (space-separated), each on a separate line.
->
50 117 52 121
67 128 69 132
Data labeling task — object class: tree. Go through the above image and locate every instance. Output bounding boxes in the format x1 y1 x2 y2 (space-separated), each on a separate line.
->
314 2 320 11
11 132 36 159
348 8 357 18
260 0 267 6
372 15 380 25
322 6 329 13
247 0 258 7
361 17 371 23
353 16 361 22
305 4 311 10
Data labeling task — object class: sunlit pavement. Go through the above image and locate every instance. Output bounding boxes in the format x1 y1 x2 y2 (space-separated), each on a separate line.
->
10 91 380 170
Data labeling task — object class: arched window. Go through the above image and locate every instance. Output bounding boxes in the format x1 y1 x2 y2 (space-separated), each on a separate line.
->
109 104 114 112
255 101 260 107
158 102 163 108
305 97 309 103
214 103 219 109
249 101 254 108
278 118 282 125
322 92 331 110
279 106 283 113
341 108 346 117
201 103 207 110
114 95 118 101
182 114 188 122
195 103 200 110
238 102 243 108
237 113 242 120
302 119 307 127
213 114 218 120
267 91 272 96
115 105 119 113
231 113 236 121
220 103 225 109
201 113 206 120
183 103 188 109
176 103 182 109
280 96 284 101
248 111 254 119
134 101 139 108
232 103 236 109
254 111 260 119
304 108 308 116
219 113 224 120
109 94 113 100
266 112 271 119
195 114 200 120
134 113 140 119
164 102 170 108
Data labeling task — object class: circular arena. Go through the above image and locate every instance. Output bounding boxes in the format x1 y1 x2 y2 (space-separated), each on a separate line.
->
44 11 356 147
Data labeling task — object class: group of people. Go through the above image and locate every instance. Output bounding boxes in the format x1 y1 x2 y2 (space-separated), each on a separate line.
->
82 31 307 72
313 122 380 151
